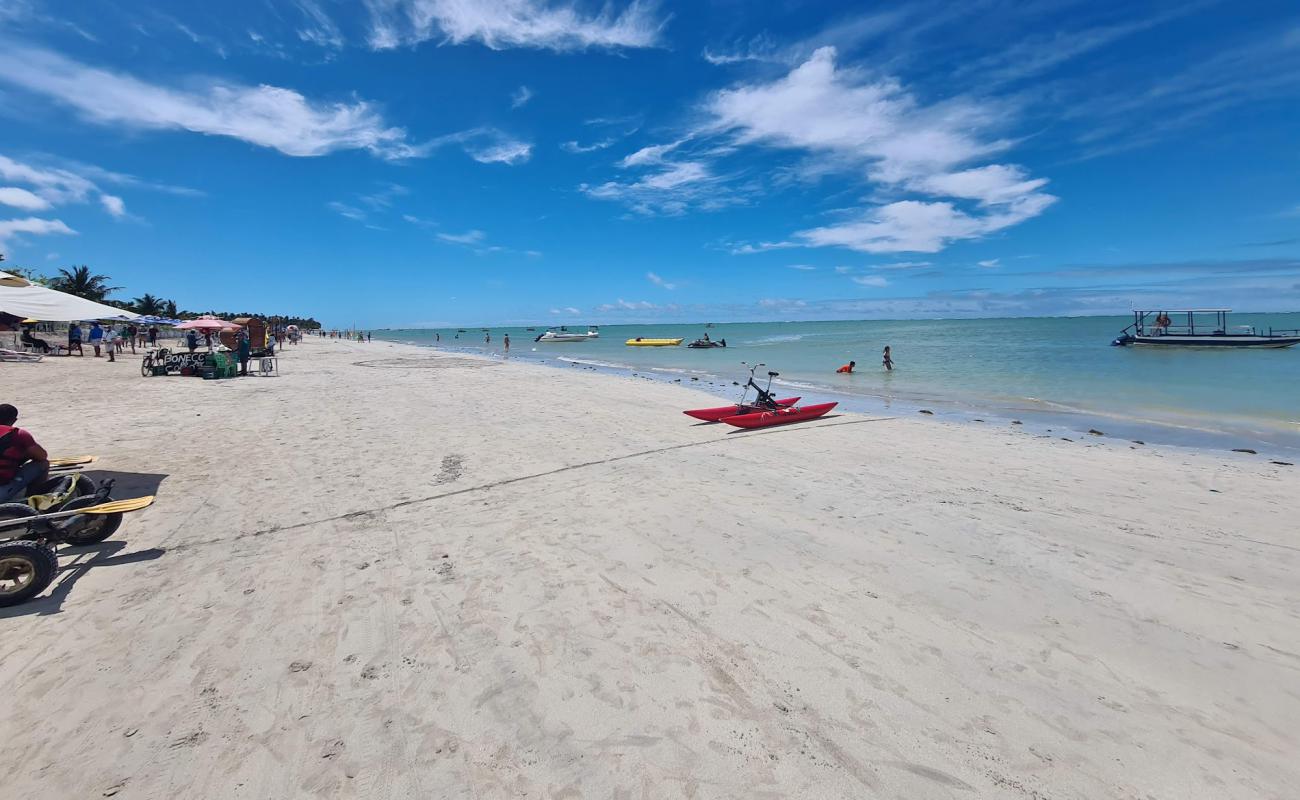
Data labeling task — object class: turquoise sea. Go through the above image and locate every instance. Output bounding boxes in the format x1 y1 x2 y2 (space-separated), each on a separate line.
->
377 314 1300 454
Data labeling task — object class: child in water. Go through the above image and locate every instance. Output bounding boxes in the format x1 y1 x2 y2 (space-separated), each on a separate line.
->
882 346 893 371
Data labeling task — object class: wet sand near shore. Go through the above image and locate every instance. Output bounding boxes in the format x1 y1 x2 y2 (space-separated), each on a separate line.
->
1 338 1296 798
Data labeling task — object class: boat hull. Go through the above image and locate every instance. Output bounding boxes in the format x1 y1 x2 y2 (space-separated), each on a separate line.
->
1124 335 1300 348
683 397 801 422
536 333 598 342
721 402 838 429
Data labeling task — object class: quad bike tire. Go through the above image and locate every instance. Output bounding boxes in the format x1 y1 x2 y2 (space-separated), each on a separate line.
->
0 539 58 607
57 495 123 546
0 502 38 525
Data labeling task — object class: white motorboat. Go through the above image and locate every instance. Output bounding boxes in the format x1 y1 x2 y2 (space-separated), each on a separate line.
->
1112 309 1300 348
534 326 599 342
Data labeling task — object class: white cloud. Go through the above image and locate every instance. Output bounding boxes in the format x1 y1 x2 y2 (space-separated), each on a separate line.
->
596 298 659 312
560 138 614 153
646 271 675 289
0 154 139 220
787 264 816 271
729 241 797 255
581 160 727 216
437 229 486 245
296 0 345 48
0 186 50 211
465 137 532 165
99 194 126 218
834 266 851 274
851 275 889 287
510 85 534 108
0 216 76 246
327 201 368 222
977 258 1000 268
550 306 582 315
365 0 666 51
619 140 682 167
798 197 1054 254
0 42 424 160
873 260 931 270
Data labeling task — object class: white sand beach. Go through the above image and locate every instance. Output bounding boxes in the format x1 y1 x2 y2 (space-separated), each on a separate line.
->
2 338 1297 799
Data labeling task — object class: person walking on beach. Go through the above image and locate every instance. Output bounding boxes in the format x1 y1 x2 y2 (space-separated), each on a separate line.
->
504 333 510 353
67 322 83 356
882 345 894 371
104 325 117 362
236 329 251 376
836 361 855 374
127 323 138 354
147 325 158 347
0 404 49 503
88 321 105 357
185 330 199 353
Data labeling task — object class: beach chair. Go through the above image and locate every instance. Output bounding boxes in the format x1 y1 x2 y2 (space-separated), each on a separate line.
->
0 348 43 363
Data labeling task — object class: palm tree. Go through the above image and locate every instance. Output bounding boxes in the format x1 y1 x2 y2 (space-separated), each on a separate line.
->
50 265 120 301
162 299 179 318
133 293 164 315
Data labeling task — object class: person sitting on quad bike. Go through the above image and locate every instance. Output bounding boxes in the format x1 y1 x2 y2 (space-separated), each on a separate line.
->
0 404 49 503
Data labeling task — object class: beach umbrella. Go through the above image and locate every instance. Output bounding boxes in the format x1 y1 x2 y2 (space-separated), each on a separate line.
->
0 279 138 321
0 270 32 287
175 316 236 331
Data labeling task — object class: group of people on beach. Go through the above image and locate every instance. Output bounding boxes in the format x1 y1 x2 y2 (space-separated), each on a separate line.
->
837 345 893 374
24 321 163 361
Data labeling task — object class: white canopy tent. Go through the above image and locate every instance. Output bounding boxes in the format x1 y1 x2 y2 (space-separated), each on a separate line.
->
0 273 138 321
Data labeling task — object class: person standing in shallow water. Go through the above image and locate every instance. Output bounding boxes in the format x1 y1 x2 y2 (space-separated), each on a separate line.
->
882 345 894 371
503 333 510 353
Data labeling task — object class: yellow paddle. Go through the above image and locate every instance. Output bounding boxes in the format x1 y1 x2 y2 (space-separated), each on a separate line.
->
49 455 98 467
0 496 156 530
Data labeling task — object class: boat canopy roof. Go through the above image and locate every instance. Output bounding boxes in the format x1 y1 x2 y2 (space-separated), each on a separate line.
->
1136 308 1232 313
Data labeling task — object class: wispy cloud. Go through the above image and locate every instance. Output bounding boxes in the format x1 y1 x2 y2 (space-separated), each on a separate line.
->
0 186 50 211
510 85 534 108
977 258 1000 268
851 275 889 287
704 47 1055 252
550 306 582 315
437 229 486 245
590 46 1053 247
365 0 667 51
0 41 425 160
646 271 676 289
560 139 615 153
295 0 345 49
327 201 368 222
787 264 816 271
596 298 661 312
0 154 140 220
0 216 76 247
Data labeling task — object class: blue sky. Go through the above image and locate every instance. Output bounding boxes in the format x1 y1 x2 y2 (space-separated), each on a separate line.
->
0 0 1297 326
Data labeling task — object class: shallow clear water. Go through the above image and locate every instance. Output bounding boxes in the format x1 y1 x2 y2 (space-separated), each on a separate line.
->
377 315 1300 452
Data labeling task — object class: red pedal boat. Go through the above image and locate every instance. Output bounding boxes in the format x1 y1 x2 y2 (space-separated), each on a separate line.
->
683 397 800 422
720 402 838 429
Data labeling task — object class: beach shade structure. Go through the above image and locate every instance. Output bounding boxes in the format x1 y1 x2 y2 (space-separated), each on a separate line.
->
134 315 183 326
0 278 138 321
175 316 237 331
0 270 32 287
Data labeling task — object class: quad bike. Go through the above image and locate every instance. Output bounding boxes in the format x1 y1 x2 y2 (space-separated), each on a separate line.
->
0 474 154 607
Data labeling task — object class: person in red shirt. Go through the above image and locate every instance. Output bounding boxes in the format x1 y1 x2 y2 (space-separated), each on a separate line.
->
836 361 855 374
0 404 49 503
